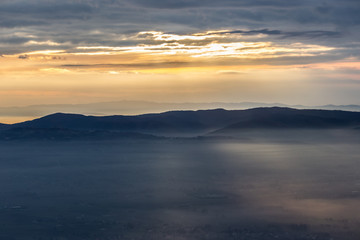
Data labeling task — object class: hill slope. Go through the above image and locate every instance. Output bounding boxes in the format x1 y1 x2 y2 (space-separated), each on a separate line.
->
213 107 360 134
2 101 360 123
1 107 360 140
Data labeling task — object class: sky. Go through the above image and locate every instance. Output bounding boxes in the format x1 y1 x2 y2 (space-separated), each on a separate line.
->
0 0 360 108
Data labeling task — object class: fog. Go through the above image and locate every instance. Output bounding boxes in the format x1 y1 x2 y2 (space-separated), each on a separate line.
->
0 134 359 239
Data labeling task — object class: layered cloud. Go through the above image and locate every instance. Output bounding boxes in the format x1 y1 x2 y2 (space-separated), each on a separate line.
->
2 28 355 78
0 0 359 108
0 0 359 56
0 0 358 59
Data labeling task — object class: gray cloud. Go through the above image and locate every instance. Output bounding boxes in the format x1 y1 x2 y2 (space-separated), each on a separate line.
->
281 31 341 39
0 0 358 30
61 62 193 69
18 54 29 59
0 0 358 62
0 2 93 15
59 53 347 70
129 0 301 9
209 29 341 39
0 37 32 45
0 19 47 28
0 1 96 28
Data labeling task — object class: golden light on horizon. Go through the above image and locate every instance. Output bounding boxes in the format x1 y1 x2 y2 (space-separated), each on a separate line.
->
0 29 339 77
0 28 359 110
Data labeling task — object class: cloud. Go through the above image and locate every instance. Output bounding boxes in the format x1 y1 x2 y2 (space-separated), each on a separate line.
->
0 0 358 71
216 70 245 75
281 31 341 38
130 0 301 9
61 62 192 69
58 54 345 71
72 31 336 58
0 37 32 45
0 19 47 28
25 40 62 46
204 29 341 39
0 28 344 74
211 29 282 36
0 1 94 28
0 2 93 15
18 54 29 59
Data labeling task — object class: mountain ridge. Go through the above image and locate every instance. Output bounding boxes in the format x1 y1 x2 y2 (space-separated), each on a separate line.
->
2 107 360 140
2 101 360 124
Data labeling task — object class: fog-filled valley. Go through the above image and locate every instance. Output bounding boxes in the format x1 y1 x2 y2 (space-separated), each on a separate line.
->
1 134 360 240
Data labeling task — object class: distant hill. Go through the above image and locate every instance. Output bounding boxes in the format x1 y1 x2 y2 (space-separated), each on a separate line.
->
1 107 360 140
11 109 233 135
2 101 360 124
212 108 360 134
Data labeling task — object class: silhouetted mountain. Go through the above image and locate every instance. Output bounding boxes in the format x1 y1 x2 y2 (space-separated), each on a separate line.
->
2 107 360 140
3 101 360 124
12 109 243 135
213 107 360 134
